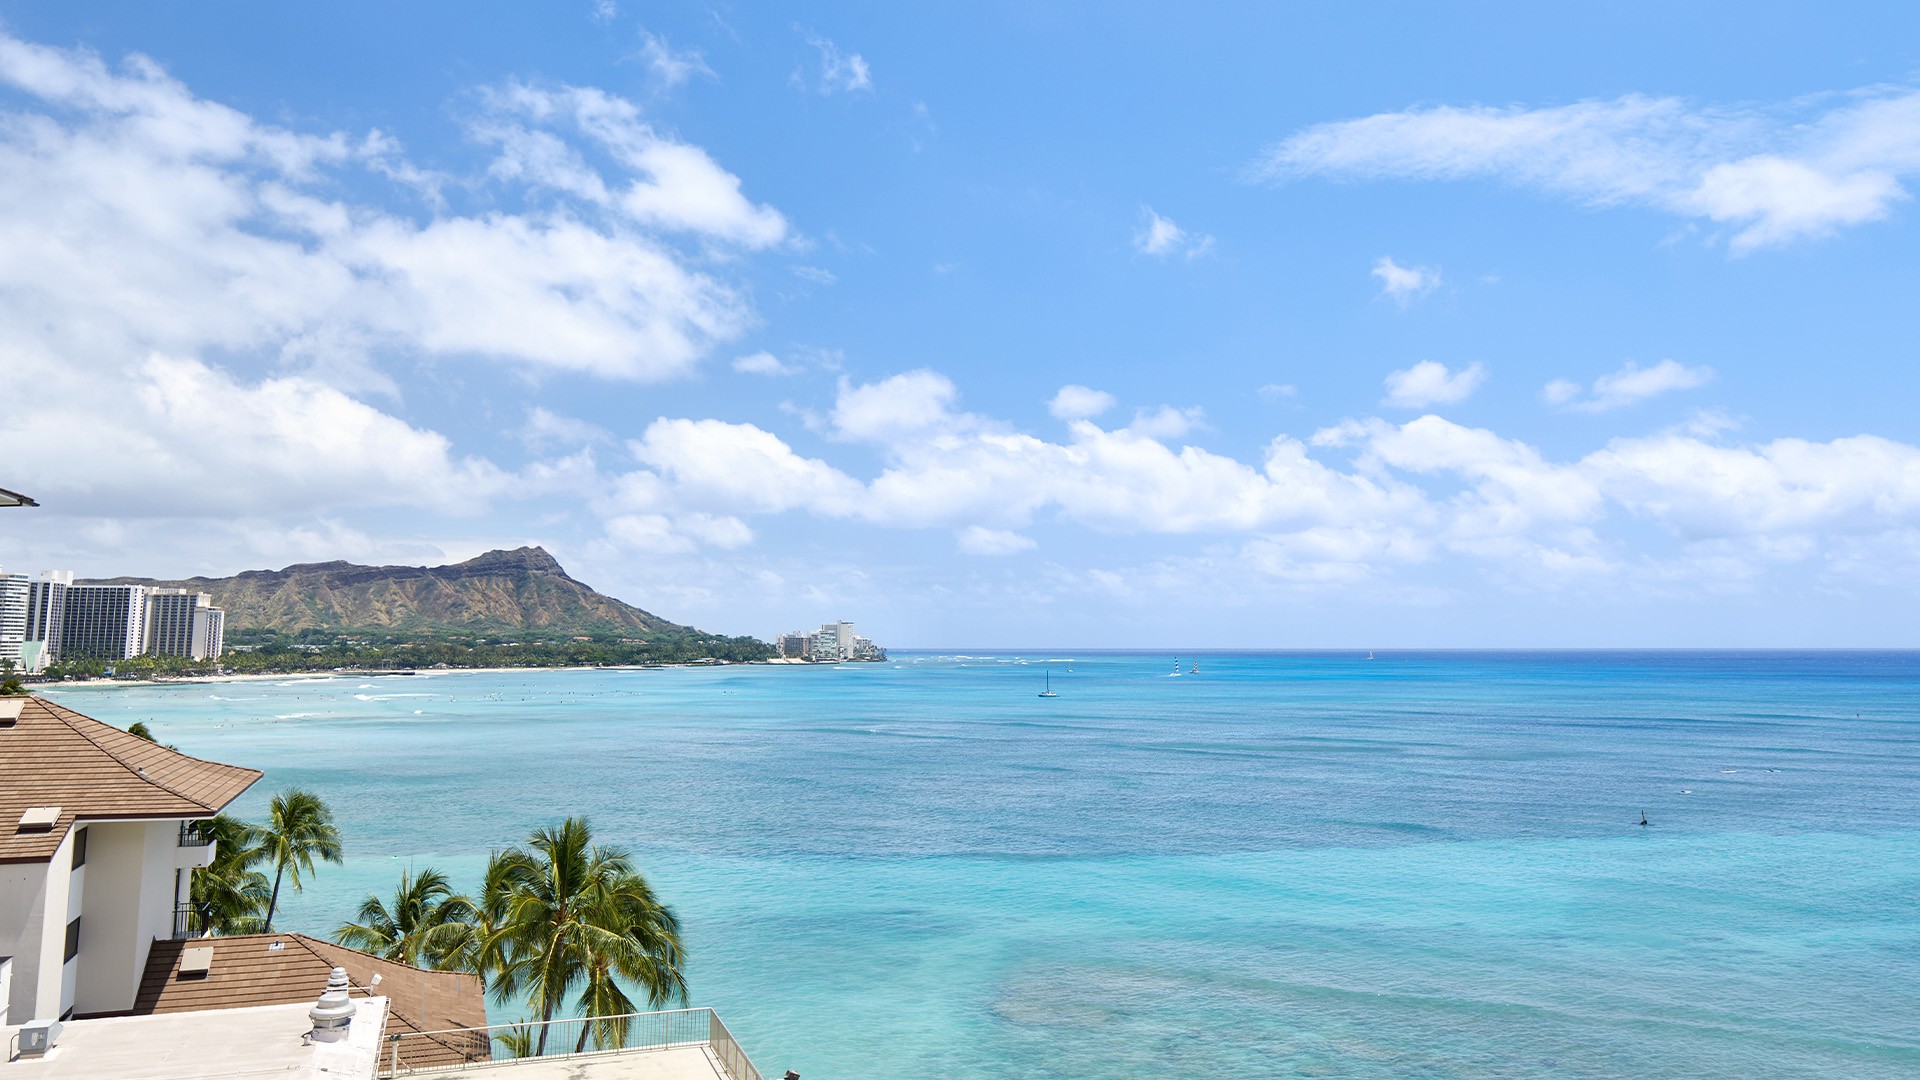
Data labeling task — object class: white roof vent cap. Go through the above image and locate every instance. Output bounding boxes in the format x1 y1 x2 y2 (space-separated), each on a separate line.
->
308 966 357 1042
18 806 60 832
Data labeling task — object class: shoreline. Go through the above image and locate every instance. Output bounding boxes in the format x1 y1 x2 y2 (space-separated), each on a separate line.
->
37 663 706 690
33 656 888 690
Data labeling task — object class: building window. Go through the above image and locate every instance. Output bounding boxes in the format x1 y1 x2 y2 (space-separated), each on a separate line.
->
70 826 87 870
64 916 81 963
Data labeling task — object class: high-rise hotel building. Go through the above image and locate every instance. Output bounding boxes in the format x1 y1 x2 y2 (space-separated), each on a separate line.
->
145 589 224 660
24 571 71 671
0 571 227 669
0 566 28 673
60 583 149 661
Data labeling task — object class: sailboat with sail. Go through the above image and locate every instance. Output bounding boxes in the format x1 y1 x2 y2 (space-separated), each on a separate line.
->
1039 670 1058 698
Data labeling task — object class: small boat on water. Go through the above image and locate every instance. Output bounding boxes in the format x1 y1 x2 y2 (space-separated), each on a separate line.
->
1038 671 1058 698
1190 660 1198 674
1365 650 1375 661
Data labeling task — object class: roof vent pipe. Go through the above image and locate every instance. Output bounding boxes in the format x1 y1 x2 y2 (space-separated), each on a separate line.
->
308 966 357 1042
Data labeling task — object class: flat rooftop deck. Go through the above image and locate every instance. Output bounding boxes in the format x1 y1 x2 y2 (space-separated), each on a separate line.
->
3 998 389 1079
416 1045 733 1079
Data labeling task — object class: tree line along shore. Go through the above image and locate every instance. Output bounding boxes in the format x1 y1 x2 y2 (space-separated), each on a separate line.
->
26 625 775 682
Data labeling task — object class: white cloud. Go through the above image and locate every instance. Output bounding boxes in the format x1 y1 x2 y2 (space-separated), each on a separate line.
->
634 28 713 88
1127 405 1205 441
831 370 961 442
590 367 1920 598
957 526 1036 556
1382 360 1487 408
627 419 865 516
1049 385 1117 421
0 34 778 384
1545 359 1714 412
1256 87 1920 251
1371 256 1440 306
799 33 872 94
591 1 618 25
1 354 508 518
521 407 611 451
476 81 787 249
791 265 838 285
1584 433 1920 540
1258 383 1299 401
1134 206 1214 258
733 351 801 376
1542 378 1582 406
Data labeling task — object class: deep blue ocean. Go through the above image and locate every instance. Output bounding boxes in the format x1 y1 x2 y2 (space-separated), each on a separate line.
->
44 651 1920 1078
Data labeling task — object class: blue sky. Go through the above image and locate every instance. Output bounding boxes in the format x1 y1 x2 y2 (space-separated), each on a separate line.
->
1 2 1918 646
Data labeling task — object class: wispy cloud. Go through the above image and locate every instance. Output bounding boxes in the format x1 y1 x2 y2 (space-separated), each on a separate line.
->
733 351 802 376
1049 384 1117 421
1544 359 1713 412
1371 256 1440 306
634 27 714 89
1383 360 1487 409
797 31 872 94
957 526 1036 556
1254 87 1920 252
1134 206 1214 259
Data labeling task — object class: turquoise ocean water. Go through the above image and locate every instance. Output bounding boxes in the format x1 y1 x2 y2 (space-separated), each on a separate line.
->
43 651 1920 1078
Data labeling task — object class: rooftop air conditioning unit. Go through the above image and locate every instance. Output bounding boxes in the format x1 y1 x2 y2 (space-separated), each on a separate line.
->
17 1017 61 1057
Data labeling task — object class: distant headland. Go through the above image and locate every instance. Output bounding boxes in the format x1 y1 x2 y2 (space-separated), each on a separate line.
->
20 547 774 680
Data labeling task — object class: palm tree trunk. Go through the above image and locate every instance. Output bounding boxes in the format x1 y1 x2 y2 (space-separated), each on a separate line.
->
264 861 286 932
534 998 554 1056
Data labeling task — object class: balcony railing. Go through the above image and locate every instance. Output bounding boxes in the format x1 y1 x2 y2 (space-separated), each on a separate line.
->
171 903 207 940
380 1007 763 1079
178 821 215 847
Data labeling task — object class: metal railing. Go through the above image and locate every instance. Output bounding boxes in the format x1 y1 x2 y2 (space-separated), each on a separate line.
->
171 903 207 940
178 820 215 847
381 1007 762 1079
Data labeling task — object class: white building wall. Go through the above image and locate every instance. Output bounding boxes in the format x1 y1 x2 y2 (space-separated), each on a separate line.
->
72 821 179 1016
0 859 52 1022
0 828 78 1020
193 607 225 661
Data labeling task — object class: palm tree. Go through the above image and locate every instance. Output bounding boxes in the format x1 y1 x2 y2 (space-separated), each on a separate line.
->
259 788 344 931
439 850 519 985
493 1023 535 1060
485 818 687 1055
333 867 477 968
190 814 271 934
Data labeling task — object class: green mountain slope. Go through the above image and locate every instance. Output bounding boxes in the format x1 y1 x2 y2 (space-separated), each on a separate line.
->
91 546 689 637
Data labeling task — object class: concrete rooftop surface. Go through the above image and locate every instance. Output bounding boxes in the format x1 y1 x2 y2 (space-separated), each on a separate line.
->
419 1045 735 1079
3 998 388 1079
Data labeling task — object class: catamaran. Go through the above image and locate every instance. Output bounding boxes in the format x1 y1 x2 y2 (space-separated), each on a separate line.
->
1039 670 1058 698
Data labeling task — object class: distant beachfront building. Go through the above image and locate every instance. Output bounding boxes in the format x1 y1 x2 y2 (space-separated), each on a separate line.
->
0 567 28 673
59 583 148 661
196 605 225 661
145 589 224 661
778 620 885 662
24 572 72 672
808 626 841 662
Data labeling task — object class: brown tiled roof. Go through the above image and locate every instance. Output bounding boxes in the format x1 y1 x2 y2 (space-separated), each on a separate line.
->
0 696 262 863
130 933 490 1066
